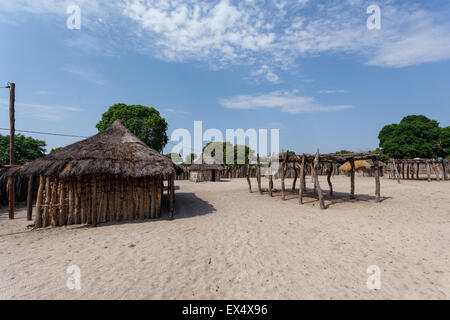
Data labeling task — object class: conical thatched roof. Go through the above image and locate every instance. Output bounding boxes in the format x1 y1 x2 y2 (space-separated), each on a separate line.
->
190 154 224 171
10 120 181 179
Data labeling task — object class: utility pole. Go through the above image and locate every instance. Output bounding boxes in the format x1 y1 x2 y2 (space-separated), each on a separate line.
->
8 82 15 219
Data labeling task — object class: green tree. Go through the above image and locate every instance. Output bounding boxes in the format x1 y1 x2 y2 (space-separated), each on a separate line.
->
378 115 443 159
203 142 254 165
435 126 450 158
335 150 352 155
50 147 63 154
96 103 168 152
0 134 46 165
184 153 197 164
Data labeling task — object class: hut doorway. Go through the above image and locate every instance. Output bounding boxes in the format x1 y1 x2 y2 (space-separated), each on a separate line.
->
212 170 216 182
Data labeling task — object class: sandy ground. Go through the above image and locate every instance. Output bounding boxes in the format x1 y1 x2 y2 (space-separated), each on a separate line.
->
1 176 449 300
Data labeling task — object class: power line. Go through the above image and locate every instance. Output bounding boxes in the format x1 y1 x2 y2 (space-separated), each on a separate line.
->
0 128 89 138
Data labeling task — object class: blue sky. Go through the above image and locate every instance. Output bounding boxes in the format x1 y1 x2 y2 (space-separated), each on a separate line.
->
0 0 449 156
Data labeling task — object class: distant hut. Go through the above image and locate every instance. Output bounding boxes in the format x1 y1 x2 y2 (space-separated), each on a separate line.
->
189 155 224 182
9 120 181 228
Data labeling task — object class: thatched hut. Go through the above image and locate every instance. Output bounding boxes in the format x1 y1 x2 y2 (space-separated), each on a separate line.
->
8 120 181 228
189 155 224 182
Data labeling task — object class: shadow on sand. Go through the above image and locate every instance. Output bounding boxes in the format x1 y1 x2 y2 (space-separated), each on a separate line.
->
261 188 391 209
67 192 216 230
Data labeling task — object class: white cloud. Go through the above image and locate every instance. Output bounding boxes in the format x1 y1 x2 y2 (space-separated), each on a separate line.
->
2 0 450 80
163 108 190 115
218 91 353 114
61 65 105 85
250 65 281 83
0 100 82 121
319 89 348 94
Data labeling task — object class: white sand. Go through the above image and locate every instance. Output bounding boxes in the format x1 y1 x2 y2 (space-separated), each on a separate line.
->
1 176 449 299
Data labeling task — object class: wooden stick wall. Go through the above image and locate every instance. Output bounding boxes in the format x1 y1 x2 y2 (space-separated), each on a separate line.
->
33 175 163 228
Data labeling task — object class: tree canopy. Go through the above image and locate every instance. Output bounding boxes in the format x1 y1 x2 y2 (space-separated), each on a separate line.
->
50 147 63 154
335 150 352 155
203 141 254 165
184 153 197 164
378 115 448 159
96 103 168 152
0 134 46 165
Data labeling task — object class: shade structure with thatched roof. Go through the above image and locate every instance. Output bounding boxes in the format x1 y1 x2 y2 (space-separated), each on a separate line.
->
8 120 181 228
189 155 224 183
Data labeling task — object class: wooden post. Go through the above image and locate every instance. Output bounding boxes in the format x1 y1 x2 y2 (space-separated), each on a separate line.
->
75 177 82 224
26 175 34 221
268 158 273 197
68 180 74 225
169 174 175 220
7 177 15 220
139 179 145 219
292 162 298 191
91 176 97 227
256 154 262 194
416 162 420 180
442 160 448 180
431 160 440 182
401 162 405 180
7 83 15 219
350 158 355 200
42 177 51 227
406 162 410 180
281 150 287 200
426 161 431 182
34 176 44 228
151 178 157 219
50 177 59 227
392 160 401 184
246 162 252 193
313 150 325 209
374 158 381 203
59 182 66 226
327 165 333 196
299 155 306 205
156 177 162 218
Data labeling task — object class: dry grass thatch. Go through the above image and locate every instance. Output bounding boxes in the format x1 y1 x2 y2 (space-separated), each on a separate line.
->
9 120 181 179
339 160 374 172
